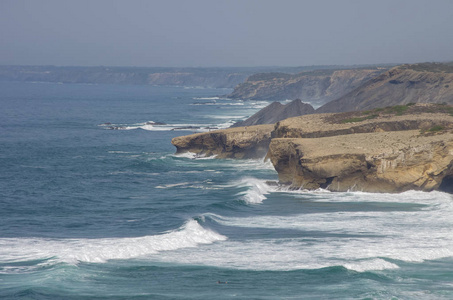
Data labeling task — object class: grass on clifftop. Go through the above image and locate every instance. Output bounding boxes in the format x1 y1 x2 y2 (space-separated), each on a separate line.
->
403 62 453 74
335 103 453 124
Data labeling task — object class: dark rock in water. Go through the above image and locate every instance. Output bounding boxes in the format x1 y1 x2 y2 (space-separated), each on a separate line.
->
231 99 315 127
171 126 201 131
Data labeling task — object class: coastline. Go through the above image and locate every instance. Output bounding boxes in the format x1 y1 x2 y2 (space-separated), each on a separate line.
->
172 104 453 193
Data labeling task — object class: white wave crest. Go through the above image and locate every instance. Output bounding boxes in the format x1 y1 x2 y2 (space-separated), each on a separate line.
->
235 177 271 204
100 121 227 133
187 191 453 271
0 220 226 265
173 152 217 160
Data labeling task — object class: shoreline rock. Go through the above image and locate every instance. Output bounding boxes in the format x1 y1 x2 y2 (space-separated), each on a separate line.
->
171 124 274 159
268 131 453 193
172 104 453 193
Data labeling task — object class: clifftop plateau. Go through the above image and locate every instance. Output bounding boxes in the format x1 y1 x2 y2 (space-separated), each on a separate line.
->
172 104 453 193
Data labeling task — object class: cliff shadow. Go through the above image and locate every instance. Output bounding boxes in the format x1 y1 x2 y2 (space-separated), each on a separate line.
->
438 175 453 194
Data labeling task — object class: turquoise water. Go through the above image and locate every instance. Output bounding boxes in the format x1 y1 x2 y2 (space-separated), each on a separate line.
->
1 81 453 299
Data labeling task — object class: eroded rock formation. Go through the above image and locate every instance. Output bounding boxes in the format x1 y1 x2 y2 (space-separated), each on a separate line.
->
268 131 453 193
172 104 453 193
267 106 453 193
171 124 274 159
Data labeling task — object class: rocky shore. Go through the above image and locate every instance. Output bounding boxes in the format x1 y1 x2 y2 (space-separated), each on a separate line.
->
172 104 453 193
171 124 274 159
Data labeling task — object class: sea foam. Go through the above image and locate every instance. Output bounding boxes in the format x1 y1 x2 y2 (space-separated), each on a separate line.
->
234 177 271 204
143 190 453 272
0 220 226 265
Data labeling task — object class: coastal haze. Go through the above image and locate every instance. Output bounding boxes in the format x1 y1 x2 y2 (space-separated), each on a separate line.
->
1 0 453 67
2 1 453 300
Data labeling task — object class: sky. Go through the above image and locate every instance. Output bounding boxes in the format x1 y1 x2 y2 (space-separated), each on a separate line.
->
1 0 453 67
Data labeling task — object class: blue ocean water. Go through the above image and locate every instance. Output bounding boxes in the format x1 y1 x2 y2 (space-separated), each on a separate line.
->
1 81 453 299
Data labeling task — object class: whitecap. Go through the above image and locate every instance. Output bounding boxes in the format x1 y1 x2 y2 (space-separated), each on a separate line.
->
172 152 217 160
234 177 271 204
0 220 226 265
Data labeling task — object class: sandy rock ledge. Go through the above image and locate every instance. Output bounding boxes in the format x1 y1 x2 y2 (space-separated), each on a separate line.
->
172 105 453 193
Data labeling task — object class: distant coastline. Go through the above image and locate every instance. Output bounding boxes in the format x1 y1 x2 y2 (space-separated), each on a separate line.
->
0 64 396 89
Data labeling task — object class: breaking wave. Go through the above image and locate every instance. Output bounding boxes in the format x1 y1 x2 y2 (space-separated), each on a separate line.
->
0 220 226 265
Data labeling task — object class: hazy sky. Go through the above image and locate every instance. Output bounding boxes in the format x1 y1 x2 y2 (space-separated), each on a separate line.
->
1 0 453 67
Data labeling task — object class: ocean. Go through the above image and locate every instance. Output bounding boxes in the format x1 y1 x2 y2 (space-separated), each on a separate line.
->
1 81 453 299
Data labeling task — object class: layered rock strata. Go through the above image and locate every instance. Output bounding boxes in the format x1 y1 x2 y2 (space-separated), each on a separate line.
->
171 124 274 159
317 63 453 113
268 131 453 193
172 104 453 193
228 68 385 104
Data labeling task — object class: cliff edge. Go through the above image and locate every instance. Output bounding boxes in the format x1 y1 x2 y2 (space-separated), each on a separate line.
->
171 124 274 159
268 104 453 193
172 104 453 193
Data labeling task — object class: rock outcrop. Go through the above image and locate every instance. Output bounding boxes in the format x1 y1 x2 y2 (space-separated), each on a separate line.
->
269 131 453 193
316 63 453 113
267 104 453 193
227 68 385 106
171 124 274 159
172 104 453 193
231 99 315 127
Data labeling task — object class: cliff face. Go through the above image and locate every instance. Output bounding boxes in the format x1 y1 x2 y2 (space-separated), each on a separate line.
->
267 105 453 193
172 104 453 193
317 63 453 113
171 124 274 159
269 131 453 193
227 68 385 105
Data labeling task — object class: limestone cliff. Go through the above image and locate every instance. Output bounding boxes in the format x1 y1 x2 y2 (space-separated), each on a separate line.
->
267 104 453 193
317 63 453 113
171 104 453 193
227 68 385 105
268 131 453 193
171 124 274 159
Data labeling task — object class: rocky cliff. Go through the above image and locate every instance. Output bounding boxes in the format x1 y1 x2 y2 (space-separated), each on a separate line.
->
172 104 453 193
227 68 386 106
171 124 274 159
317 63 453 113
231 99 315 127
267 104 453 193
